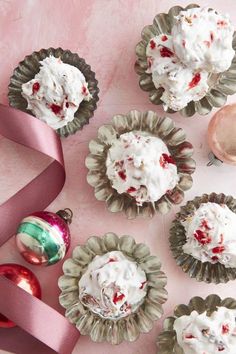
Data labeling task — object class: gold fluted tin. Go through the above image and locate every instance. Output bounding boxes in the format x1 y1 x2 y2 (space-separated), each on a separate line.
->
8 47 99 137
157 294 236 353
58 232 168 345
170 192 236 284
135 4 236 117
85 110 196 219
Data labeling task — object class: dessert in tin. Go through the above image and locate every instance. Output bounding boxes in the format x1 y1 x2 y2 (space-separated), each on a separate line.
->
22 56 92 130
79 251 147 319
174 307 236 354
146 7 234 111
182 202 236 268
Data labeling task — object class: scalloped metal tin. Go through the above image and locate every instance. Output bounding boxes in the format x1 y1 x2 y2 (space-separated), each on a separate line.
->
157 294 236 353
135 4 236 117
8 47 99 137
170 192 236 284
85 110 195 219
58 233 168 345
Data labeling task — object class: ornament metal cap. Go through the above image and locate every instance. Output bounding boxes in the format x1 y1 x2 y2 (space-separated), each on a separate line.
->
56 208 73 224
207 152 223 166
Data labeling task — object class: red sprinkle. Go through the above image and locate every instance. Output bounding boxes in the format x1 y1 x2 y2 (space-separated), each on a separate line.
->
125 303 131 312
147 57 153 68
65 102 69 108
32 82 40 94
211 256 219 262
127 186 137 193
218 348 225 352
217 20 227 27
201 219 211 230
160 46 174 58
188 73 201 89
50 104 62 115
204 41 211 48
118 170 126 181
219 234 224 244
139 281 147 290
212 246 225 254
113 292 125 304
194 230 211 245
160 153 176 168
185 334 196 339
210 31 214 42
161 35 168 42
115 160 124 167
82 86 88 95
222 324 230 334
182 39 186 48
108 258 117 263
150 40 156 49
127 157 133 161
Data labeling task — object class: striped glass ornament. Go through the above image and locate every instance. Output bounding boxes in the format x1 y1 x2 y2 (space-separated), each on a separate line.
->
16 209 72 266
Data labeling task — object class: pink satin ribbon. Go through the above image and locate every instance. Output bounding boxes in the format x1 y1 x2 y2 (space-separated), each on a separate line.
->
0 105 80 353
0 277 79 354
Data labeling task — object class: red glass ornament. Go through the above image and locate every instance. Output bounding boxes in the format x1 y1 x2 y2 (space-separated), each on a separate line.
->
0 263 41 328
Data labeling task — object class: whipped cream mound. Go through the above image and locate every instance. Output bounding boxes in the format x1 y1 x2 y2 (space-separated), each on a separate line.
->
22 56 92 130
146 7 235 111
146 34 180 76
174 307 236 354
79 251 147 319
146 34 209 111
182 202 236 268
172 7 234 73
106 131 179 206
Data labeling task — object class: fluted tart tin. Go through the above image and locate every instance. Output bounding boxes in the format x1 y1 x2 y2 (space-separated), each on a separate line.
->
157 294 236 354
135 4 236 117
58 233 168 345
8 47 99 137
85 110 195 219
170 193 236 284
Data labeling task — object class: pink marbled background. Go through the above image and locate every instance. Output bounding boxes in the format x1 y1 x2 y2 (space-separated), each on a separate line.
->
0 0 236 353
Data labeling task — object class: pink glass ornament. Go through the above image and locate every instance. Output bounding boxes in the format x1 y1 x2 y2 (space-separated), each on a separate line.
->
16 208 72 266
208 104 236 165
0 263 41 328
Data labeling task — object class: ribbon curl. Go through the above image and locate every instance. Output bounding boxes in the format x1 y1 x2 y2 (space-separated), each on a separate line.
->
0 105 80 353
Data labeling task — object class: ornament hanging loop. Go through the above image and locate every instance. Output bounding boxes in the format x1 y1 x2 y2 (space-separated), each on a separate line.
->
56 208 73 224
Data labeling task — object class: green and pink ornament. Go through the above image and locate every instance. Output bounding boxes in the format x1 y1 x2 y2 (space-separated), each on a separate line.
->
15 208 72 266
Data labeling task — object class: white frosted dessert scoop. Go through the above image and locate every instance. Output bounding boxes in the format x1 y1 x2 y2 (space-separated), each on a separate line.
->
174 307 236 354
79 251 147 319
106 131 179 206
22 56 92 130
181 202 236 268
146 34 209 111
145 7 235 111
172 7 234 73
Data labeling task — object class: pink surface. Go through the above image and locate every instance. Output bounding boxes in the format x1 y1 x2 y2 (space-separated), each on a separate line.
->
0 0 236 353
